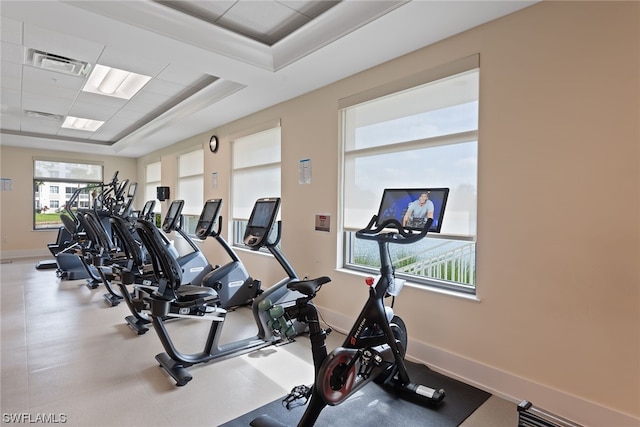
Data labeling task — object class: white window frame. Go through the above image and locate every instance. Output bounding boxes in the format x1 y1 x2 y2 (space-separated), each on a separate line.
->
230 123 281 248
33 159 103 230
177 149 204 236
340 55 479 295
144 161 161 208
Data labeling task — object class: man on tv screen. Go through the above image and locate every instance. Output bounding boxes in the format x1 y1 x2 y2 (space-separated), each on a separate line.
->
402 191 434 229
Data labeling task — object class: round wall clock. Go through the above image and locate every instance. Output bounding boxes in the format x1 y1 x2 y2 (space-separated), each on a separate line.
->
209 135 219 153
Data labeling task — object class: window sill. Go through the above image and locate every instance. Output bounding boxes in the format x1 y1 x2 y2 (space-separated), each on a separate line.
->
335 267 481 302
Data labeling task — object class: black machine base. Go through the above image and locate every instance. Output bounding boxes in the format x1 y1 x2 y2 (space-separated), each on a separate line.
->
155 336 277 386
35 259 58 270
125 315 150 335
103 293 123 307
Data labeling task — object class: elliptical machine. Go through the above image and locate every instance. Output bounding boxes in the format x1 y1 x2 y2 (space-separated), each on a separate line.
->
252 188 449 427
135 197 306 386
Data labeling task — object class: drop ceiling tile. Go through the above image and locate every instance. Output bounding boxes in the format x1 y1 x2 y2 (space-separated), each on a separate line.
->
1 41 23 64
66 100 122 122
94 111 154 141
21 116 63 134
218 1 308 44
154 66 211 86
0 87 20 108
110 108 152 124
0 85 22 131
125 91 172 113
56 126 102 140
144 78 190 98
1 61 22 89
154 0 234 23
73 94 128 117
0 17 23 45
88 125 121 141
0 108 21 131
22 92 74 116
279 1 339 18
22 66 86 91
94 48 168 78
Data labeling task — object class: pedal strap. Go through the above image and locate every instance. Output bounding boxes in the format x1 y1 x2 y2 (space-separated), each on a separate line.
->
282 384 312 409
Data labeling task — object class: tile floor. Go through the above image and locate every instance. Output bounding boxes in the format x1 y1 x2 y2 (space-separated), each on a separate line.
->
1 257 517 426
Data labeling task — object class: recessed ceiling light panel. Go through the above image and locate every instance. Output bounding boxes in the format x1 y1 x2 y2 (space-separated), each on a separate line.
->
83 64 151 99
61 116 105 132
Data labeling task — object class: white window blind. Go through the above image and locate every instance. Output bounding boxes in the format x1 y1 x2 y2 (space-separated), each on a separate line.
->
145 161 161 210
34 160 102 181
178 149 204 215
232 127 281 220
342 68 479 235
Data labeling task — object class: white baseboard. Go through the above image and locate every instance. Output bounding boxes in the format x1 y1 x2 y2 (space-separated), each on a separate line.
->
317 306 640 427
1 249 50 261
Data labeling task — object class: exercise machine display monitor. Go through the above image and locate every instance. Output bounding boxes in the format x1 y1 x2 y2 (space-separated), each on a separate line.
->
162 200 184 232
243 197 280 249
375 188 449 233
195 199 222 240
140 200 156 219
127 182 137 198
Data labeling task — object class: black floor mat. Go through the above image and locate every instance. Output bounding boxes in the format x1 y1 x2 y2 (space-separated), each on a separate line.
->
222 360 491 427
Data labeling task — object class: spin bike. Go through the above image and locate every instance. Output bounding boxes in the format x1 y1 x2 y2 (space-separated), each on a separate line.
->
252 213 446 426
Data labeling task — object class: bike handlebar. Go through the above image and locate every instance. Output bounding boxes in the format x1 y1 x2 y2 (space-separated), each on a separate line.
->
355 216 433 244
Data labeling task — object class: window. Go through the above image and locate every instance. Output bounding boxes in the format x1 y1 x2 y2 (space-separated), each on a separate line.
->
231 126 281 247
177 149 204 235
341 57 478 294
144 161 162 224
33 160 103 230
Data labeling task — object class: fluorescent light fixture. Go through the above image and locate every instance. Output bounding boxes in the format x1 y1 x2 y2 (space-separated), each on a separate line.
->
83 64 151 99
61 116 105 132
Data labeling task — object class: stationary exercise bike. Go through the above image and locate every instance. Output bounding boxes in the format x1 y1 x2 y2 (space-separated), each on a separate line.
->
43 171 130 280
112 199 259 334
252 188 449 427
136 197 306 386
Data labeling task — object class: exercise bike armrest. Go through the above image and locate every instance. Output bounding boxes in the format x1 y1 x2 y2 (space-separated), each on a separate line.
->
287 276 331 297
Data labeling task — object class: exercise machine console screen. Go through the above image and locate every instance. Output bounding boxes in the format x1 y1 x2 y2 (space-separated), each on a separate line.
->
162 200 184 232
375 188 449 233
243 197 280 249
195 199 222 240
127 182 138 198
140 200 156 219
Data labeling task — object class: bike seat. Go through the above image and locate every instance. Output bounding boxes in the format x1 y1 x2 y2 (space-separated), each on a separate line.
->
288 276 331 296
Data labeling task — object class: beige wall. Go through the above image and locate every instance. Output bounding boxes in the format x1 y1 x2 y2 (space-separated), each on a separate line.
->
0 2 638 425
0 146 136 258
197 2 639 424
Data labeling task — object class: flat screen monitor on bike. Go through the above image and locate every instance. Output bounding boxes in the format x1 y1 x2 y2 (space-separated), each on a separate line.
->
243 197 280 249
162 200 184 233
195 199 222 240
127 182 137 198
375 188 449 233
140 200 156 218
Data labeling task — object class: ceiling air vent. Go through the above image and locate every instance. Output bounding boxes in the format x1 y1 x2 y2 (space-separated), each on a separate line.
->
25 110 64 121
26 49 91 76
